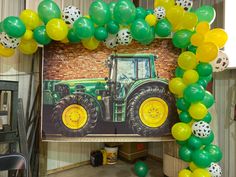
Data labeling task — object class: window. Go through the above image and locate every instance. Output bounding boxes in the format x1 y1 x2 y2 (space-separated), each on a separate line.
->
138 58 151 79
225 0 236 68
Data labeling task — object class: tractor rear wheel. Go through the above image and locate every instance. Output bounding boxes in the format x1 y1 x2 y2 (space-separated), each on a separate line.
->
127 83 177 136
52 94 98 137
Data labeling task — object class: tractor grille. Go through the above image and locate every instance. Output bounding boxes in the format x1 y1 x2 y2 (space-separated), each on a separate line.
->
55 84 70 98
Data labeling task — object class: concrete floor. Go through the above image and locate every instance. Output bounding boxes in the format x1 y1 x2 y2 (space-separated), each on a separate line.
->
48 158 164 177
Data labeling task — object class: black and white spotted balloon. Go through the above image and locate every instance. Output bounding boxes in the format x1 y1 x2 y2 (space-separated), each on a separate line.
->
207 163 222 177
175 0 193 11
104 34 118 49
117 29 132 45
62 6 82 26
210 51 229 72
0 32 20 49
192 121 211 138
154 6 166 20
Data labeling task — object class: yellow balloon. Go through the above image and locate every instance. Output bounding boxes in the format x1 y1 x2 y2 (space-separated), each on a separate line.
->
191 33 205 46
20 9 41 30
154 0 175 10
171 122 192 141
189 102 208 120
82 37 100 50
145 14 157 26
182 12 198 30
61 37 69 44
196 42 219 62
183 70 199 85
205 28 228 48
196 22 210 35
178 52 198 70
0 44 15 57
189 162 198 171
166 6 185 30
46 19 68 41
178 169 192 177
22 29 33 40
19 39 38 55
169 78 186 96
192 169 211 177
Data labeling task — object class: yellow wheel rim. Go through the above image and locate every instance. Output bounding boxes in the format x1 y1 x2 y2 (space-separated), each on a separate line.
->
62 104 88 130
139 97 168 128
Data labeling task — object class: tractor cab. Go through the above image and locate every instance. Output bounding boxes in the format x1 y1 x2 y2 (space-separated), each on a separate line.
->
106 54 157 100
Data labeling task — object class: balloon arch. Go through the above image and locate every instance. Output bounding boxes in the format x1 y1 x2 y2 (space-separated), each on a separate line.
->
0 0 229 176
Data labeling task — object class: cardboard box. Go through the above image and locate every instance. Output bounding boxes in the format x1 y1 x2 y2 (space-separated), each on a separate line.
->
118 143 148 162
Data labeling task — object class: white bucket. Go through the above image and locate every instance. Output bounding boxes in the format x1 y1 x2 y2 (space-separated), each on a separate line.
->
105 146 118 164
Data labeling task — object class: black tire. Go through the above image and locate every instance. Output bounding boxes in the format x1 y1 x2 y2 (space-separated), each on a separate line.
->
52 94 98 137
127 83 177 136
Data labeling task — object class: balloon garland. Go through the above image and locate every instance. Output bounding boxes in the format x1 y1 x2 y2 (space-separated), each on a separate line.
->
0 0 229 176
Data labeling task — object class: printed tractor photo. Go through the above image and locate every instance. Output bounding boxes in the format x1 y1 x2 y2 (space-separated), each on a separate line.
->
43 54 178 137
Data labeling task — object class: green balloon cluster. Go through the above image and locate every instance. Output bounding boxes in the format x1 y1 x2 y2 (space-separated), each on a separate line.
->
73 17 95 39
67 28 81 43
194 5 216 24
155 19 172 37
173 30 193 49
34 26 51 45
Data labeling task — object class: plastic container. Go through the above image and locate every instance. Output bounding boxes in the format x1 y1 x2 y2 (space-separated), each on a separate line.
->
105 146 118 164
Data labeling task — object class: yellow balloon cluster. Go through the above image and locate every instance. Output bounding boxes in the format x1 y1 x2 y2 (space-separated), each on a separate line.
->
46 19 68 41
82 37 100 50
20 9 41 30
179 168 211 177
19 39 38 55
154 0 175 10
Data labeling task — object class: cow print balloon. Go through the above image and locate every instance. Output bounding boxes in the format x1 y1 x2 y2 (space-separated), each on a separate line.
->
0 32 20 49
192 121 211 138
104 34 118 49
210 51 229 72
175 0 193 11
154 6 166 20
62 6 82 26
208 163 222 177
117 29 132 45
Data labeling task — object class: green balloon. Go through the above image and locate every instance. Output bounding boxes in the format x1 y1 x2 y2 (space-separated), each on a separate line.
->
73 17 95 39
179 145 193 162
183 84 205 103
196 63 213 77
67 28 81 43
201 91 215 108
176 98 190 112
197 79 208 89
0 22 3 33
38 0 61 24
200 74 213 84
155 19 172 37
134 161 149 177
114 0 136 25
202 112 212 123
201 132 214 145
94 27 108 41
187 135 203 149
131 19 151 42
175 67 185 77
179 112 192 123
33 25 51 45
140 27 155 45
172 30 193 49
195 5 216 24
204 145 222 162
176 140 188 146
187 45 197 54
2 16 26 38
146 9 154 15
107 20 119 34
136 7 147 19
89 0 110 26
109 2 116 20
192 149 211 168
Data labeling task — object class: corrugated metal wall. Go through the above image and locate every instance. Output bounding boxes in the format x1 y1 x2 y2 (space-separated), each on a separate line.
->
214 70 236 177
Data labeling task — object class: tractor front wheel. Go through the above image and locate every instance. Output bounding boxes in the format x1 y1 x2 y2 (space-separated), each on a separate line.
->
127 84 177 136
52 94 98 137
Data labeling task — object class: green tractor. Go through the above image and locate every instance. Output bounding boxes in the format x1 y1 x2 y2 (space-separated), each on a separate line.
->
43 54 177 137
